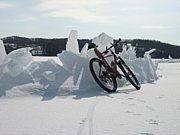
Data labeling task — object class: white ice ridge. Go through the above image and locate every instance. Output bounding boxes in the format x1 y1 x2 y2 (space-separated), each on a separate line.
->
0 30 159 95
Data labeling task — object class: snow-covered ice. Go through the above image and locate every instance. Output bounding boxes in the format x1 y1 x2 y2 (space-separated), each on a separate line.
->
0 61 180 135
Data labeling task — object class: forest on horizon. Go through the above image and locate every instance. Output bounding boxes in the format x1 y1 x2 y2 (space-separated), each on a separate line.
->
2 36 180 59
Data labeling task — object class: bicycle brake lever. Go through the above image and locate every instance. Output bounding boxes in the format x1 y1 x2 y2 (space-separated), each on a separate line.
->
104 50 109 54
113 38 121 47
102 48 109 55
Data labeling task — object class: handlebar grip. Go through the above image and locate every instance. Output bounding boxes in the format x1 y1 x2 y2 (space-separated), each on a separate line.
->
112 38 121 48
115 38 121 44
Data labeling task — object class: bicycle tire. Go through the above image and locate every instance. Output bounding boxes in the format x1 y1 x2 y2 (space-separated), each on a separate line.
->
89 58 117 92
117 58 141 90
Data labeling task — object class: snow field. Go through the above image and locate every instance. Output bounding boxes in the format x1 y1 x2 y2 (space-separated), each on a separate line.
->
0 63 180 135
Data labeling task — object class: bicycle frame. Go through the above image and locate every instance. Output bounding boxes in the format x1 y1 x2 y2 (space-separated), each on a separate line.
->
94 47 117 74
93 47 126 78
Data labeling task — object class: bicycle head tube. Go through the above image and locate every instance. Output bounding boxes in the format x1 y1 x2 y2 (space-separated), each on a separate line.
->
94 48 103 59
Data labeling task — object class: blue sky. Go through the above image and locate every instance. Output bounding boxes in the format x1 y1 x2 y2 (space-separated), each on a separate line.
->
0 0 180 45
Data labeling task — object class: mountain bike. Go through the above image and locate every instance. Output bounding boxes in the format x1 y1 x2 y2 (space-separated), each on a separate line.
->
88 39 141 92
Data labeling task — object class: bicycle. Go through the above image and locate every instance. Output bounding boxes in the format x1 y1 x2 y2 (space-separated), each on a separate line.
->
88 38 141 92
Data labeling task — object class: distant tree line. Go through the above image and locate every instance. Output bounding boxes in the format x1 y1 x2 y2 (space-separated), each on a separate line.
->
114 39 180 58
132 39 180 58
2 36 91 56
2 36 180 58
2 36 67 56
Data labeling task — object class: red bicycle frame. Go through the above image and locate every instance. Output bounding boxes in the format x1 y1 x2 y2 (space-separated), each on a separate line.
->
94 47 117 74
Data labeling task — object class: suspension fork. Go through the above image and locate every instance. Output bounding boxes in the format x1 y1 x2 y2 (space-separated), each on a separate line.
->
98 60 110 78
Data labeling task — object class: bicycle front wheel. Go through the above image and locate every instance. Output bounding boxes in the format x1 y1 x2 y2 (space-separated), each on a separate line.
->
117 58 141 90
89 58 117 92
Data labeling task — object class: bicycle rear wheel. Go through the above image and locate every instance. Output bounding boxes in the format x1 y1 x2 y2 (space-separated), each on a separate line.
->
89 58 117 92
117 58 141 90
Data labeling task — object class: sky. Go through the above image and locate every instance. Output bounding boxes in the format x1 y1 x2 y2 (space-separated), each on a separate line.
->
0 0 180 45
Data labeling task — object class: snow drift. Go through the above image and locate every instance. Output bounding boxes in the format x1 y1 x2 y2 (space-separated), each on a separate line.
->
0 31 158 97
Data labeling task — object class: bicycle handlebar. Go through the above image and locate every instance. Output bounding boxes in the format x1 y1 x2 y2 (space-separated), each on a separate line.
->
101 38 121 54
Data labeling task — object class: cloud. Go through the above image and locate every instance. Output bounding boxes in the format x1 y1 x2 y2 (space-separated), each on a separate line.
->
36 0 111 23
0 1 15 9
141 25 171 30
16 17 36 22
